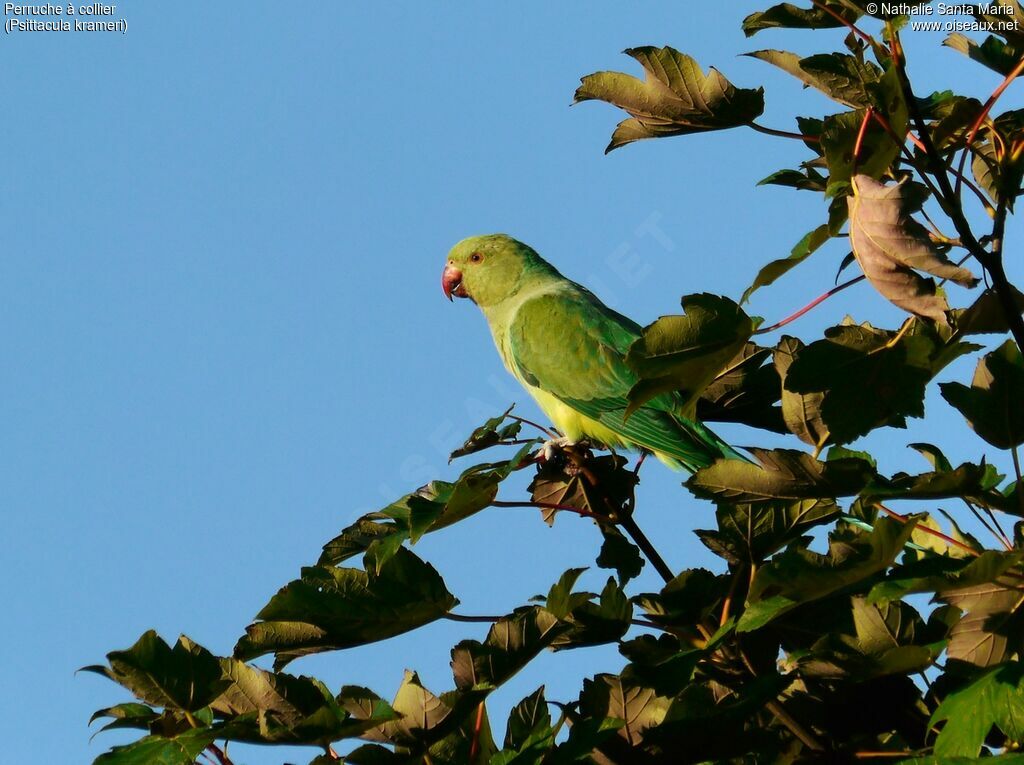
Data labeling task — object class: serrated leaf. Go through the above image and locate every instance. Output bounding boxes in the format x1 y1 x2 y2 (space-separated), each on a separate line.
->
696 498 839 564
578 674 671 746
504 686 551 751
575 46 764 152
451 607 567 692
695 342 786 433
235 548 457 668
742 2 860 36
945 32 1024 76
625 293 758 416
849 175 978 322
93 728 217 765
89 632 227 713
528 450 635 523
943 578 1024 668
596 525 645 584
688 448 874 503
739 516 918 630
941 340 1024 449
783 321 943 443
746 50 880 107
320 451 530 567
953 286 1024 336
756 166 829 192
930 662 1024 756
773 336 828 447
822 109 902 191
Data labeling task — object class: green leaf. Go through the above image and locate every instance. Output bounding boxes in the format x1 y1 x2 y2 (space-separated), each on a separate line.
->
945 32 1024 76
848 175 978 323
696 498 839 564
574 46 764 152
942 577 1024 668
578 674 672 747
377 670 454 747
695 342 786 433
952 286 1024 336
756 166 828 192
86 632 227 713
930 662 1024 756
553 577 633 650
742 2 860 36
739 516 918 631
783 321 943 443
746 50 880 107
596 525 645 584
687 448 875 503
94 728 217 765
634 568 729 633
451 607 567 691
822 109 902 191
773 336 828 447
320 451 530 567
741 225 831 305
625 293 758 416
449 406 530 460
867 550 1024 604
235 548 458 668
941 340 1024 449
503 686 551 751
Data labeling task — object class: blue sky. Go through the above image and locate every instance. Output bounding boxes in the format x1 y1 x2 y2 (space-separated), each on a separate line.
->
4 2 1022 762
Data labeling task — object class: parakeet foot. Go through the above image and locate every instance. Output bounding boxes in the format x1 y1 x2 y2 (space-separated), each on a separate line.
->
541 436 576 462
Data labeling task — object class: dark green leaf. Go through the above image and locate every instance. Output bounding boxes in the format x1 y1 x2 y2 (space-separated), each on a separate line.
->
941 340 1024 449
235 548 457 668
953 286 1024 336
451 607 567 691
87 632 227 713
94 728 217 765
695 342 786 433
596 525 645 584
774 336 828 447
746 50 880 107
626 293 758 416
575 47 764 152
696 498 839 564
688 448 875 503
742 2 860 36
739 516 918 630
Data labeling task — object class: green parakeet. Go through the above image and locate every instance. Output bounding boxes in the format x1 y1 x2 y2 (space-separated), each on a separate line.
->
442 233 739 471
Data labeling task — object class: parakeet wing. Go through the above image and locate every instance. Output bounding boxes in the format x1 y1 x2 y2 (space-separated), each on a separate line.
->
507 288 728 471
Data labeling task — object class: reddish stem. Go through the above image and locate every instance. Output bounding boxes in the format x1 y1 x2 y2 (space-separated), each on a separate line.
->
468 702 486 762
810 0 874 43
754 275 865 335
874 502 979 557
955 53 1024 199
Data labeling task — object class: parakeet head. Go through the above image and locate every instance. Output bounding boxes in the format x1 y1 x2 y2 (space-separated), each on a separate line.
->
442 234 552 307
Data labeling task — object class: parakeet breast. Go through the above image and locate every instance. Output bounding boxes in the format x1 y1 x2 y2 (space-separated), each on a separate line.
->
522 383 629 448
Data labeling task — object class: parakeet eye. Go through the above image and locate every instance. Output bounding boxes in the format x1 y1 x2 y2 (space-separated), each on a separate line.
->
470 252 483 263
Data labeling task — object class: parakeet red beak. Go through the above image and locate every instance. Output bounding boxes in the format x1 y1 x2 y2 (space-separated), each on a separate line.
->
442 263 467 301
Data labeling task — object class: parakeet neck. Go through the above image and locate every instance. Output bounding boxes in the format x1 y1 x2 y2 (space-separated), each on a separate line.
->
479 266 562 325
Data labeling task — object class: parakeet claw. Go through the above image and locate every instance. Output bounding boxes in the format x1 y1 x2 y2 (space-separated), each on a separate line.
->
541 436 576 462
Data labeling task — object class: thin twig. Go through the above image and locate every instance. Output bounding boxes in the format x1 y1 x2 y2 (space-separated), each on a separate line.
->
507 414 558 439
1012 444 1024 520
618 514 675 583
955 53 1024 200
737 643 825 752
874 502 980 556
748 122 821 142
963 500 1013 551
468 702 485 762
891 31 1024 353
754 275 865 335
206 744 234 765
